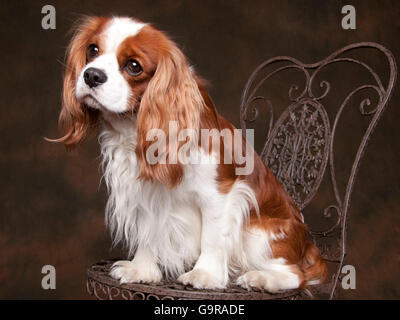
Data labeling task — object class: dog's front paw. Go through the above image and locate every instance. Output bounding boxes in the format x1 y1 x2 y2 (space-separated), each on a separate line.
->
178 268 226 289
110 260 162 284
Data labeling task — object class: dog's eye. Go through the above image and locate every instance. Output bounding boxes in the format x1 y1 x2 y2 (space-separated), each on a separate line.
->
125 59 143 76
87 44 99 60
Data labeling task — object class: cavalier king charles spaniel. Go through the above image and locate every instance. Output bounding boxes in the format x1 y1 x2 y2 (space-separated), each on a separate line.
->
53 16 327 292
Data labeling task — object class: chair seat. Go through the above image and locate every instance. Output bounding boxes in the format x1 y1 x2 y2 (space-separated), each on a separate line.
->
86 259 331 300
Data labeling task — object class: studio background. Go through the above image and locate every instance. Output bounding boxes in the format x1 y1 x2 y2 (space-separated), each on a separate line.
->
0 0 399 299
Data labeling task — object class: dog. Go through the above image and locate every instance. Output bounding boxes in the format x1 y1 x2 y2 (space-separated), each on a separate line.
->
53 16 327 292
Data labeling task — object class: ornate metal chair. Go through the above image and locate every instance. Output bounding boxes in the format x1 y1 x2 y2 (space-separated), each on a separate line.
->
87 42 397 300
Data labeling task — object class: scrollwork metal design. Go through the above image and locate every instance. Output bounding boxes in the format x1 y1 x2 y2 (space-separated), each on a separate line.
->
240 42 397 299
86 260 316 300
264 99 330 209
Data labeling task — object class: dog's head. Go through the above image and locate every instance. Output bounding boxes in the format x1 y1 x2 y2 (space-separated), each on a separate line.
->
57 16 205 146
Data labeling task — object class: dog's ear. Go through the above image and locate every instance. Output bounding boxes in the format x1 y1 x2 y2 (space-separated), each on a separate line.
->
136 34 205 187
50 17 101 150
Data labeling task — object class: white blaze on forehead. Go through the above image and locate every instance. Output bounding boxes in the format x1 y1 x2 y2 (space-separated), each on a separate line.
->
103 17 146 53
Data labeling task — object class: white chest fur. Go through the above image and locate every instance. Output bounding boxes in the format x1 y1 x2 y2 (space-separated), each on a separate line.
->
99 118 202 277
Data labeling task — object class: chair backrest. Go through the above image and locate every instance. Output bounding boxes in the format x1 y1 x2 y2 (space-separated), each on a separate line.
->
240 42 396 299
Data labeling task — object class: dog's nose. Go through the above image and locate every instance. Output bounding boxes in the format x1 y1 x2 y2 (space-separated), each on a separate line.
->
83 68 107 88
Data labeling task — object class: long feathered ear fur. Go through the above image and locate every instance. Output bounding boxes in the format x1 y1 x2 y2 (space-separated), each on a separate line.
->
49 17 104 150
136 35 205 187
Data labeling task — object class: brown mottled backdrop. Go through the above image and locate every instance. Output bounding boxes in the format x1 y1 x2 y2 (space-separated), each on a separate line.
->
0 0 399 299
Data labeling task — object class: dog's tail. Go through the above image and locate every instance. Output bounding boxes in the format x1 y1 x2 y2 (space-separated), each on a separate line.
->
302 240 328 286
